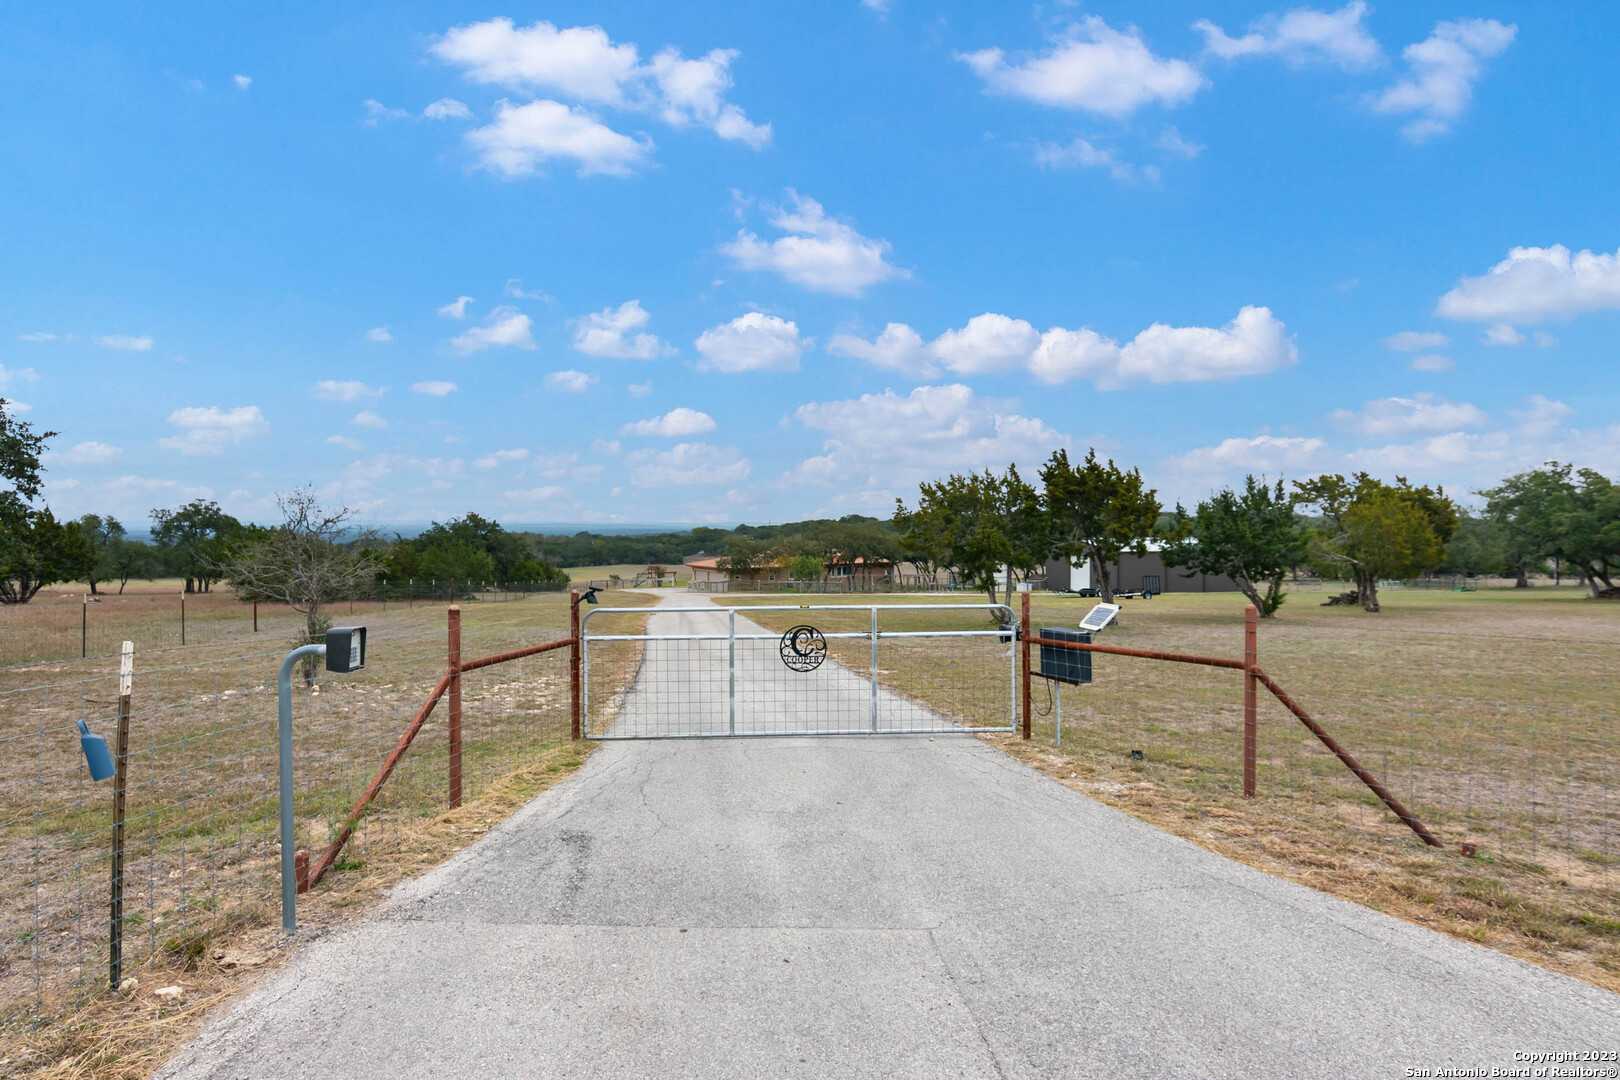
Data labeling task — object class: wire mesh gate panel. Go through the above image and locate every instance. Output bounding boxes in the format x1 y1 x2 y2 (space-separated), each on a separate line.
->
582 603 1016 738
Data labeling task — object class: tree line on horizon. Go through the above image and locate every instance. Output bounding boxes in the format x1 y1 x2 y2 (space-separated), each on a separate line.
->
894 448 1618 616
3 400 1615 614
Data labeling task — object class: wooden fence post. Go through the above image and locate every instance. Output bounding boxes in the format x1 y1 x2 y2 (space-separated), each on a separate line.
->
1244 604 1258 798
448 606 463 808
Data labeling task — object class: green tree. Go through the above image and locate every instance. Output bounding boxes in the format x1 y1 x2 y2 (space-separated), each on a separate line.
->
1436 514 1513 577
72 514 126 595
416 539 496 591
1292 473 1458 612
104 536 159 594
0 507 91 605
151 499 241 592
895 466 1043 607
1481 463 1596 588
789 554 824 582
1160 476 1308 616
1549 467 1620 596
509 556 568 584
416 512 529 579
0 399 73 605
1039 448 1161 603
717 535 775 574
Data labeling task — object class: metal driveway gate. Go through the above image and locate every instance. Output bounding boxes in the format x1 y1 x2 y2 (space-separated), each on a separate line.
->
581 603 1016 739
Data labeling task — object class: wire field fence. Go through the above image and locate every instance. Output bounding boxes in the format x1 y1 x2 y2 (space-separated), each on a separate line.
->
0 581 571 669
0 604 595 1029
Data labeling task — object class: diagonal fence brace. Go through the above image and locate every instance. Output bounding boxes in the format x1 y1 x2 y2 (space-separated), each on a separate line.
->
1026 634 1442 849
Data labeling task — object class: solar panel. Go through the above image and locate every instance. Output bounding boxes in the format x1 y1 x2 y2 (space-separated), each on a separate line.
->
1078 603 1120 632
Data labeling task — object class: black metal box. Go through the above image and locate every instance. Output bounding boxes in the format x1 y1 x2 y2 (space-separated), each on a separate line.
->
1039 627 1091 685
325 626 367 673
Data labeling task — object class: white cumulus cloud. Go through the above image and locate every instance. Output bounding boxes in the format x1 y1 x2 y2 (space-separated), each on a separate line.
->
1382 330 1449 351
450 306 536 354
476 448 530 469
1410 354 1455 373
423 98 471 120
0 365 40 390
827 323 934 379
158 405 270 456
412 380 458 396
791 384 1067 494
352 410 388 429
627 442 750 487
327 435 363 451
571 299 673 359
959 17 1204 116
545 370 598 393
367 326 393 342
58 441 123 466
1195 2 1382 70
695 313 809 373
1117 306 1297 384
1033 138 1149 183
721 192 905 296
831 306 1295 387
1369 18 1516 142
466 99 652 178
431 18 769 155
93 335 153 351
313 379 384 402
931 314 1042 376
234 74 252 90
1330 393 1489 437
1436 244 1620 325
438 295 475 319
621 408 717 438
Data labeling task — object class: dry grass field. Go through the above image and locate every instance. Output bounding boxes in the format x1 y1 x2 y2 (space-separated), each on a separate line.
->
0 588 653 1050
717 586 1620 993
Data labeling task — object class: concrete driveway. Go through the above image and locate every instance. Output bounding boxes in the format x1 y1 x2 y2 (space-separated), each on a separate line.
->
159 595 1620 1079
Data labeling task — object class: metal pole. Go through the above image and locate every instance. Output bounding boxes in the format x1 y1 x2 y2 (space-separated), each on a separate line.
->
869 606 879 733
1020 591 1032 740
1244 604 1258 798
448 606 462 808
180 591 186 646
277 642 326 932
576 595 589 738
82 596 87 659
109 641 132 988
728 608 737 736
1055 680 1062 748
253 598 258 633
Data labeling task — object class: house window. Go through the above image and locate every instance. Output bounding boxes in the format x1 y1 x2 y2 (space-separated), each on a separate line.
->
768 573 776 581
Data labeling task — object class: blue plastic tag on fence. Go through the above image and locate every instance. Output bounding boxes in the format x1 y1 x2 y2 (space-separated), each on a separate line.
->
77 720 115 782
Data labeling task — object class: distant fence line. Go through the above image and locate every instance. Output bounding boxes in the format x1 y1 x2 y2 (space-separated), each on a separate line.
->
0 581 571 671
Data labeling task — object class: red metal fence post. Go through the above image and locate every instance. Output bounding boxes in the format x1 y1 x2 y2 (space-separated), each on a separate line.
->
570 590 582 740
448 605 463 809
1020 590 1032 740
1243 604 1258 798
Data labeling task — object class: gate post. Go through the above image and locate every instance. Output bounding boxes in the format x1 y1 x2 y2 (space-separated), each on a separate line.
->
448 605 463 808
727 608 737 736
869 606 879 733
1243 604 1257 798
569 591 582 740
1020 591 1032 740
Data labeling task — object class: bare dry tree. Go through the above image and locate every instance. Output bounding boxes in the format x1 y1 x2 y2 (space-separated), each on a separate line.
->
221 488 380 680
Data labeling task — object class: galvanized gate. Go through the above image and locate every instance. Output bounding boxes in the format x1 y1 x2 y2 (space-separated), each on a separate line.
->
581 603 1017 739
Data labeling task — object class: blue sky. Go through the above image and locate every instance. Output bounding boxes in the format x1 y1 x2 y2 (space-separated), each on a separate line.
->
4 2 1617 527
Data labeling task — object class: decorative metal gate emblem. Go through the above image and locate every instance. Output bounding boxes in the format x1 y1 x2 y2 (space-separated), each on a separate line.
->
779 625 827 672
